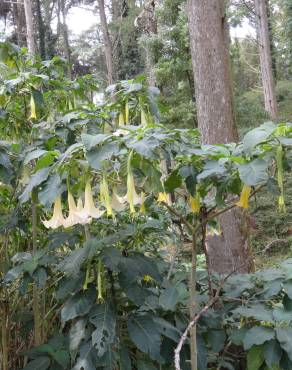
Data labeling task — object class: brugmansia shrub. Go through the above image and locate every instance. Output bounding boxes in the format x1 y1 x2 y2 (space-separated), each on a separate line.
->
1 42 292 370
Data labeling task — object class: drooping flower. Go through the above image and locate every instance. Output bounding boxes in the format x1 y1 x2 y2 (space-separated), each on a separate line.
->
29 94 37 120
119 111 125 126
84 182 105 219
111 189 126 212
236 185 252 209
124 169 142 213
277 146 286 213
125 102 129 124
189 194 201 214
157 192 168 203
63 192 91 228
100 176 114 217
141 109 147 126
42 196 65 229
140 192 146 214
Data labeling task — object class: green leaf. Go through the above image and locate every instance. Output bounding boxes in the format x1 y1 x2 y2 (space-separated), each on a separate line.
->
127 314 161 360
89 303 116 357
273 307 292 322
207 330 226 353
119 347 132 370
197 161 226 180
127 136 160 159
238 158 269 186
264 340 282 368
81 133 109 150
232 304 274 322
24 149 48 164
243 122 275 154
243 327 275 350
247 346 265 370
20 167 51 203
137 360 157 370
51 350 70 368
164 170 182 192
86 141 120 170
159 285 180 311
276 327 292 361
38 173 64 208
72 342 97 370
61 288 95 325
153 317 181 342
22 356 51 370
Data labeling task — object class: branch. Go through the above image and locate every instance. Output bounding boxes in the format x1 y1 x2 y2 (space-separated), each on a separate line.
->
174 259 252 370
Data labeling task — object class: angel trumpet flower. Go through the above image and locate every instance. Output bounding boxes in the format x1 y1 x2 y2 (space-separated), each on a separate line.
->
111 189 126 212
189 194 201 214
84 182 105 219
124 169 142 214
42 196 65 229
63 192 91 228
100 176 114 217
236 185 252 209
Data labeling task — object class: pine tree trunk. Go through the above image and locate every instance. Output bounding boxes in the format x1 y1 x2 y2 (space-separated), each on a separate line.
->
98 0 114 85
188 0 252 275
23 0 36 54
255 0 278 121
266 0 277 80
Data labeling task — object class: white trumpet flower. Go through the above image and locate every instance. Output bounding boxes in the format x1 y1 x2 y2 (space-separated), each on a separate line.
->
63 192 91 228
123 170 142 214
42 196 65 229
111 190 126 212
84 182 105 219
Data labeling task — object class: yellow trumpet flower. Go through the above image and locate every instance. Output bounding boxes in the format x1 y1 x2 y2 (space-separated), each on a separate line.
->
84 182 105 219
236 185 252 209
42 196 65 229
140 192 146 214
189 194 201 214
157 192 168 203
141 110 147 126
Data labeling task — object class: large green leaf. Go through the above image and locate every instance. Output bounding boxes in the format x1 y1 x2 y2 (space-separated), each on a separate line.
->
127 136 160 159
61 288 95 325
238 158 269 186
264 340 282 368
243 122 275 154
22 356 51 370
81 133 109 150
86 141 120 170
159 285 180 311
72 342 97 370
232 304 274 322
246 346 265 370
89 303 116 357
20 167 51 203
276 327 292 361
127 314 161 360
38 173 64 207
243 327 275 350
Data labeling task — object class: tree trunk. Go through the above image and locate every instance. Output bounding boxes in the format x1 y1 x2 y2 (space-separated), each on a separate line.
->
23 0 36 54
12 0 26 47
98 0 114 85
188 0 252 275
35 0 46 59
266 0 277 80
136 0 157 86
58 0 72 79
255 0 278 121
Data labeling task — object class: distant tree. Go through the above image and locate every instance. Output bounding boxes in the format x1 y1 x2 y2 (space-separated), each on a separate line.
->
255 0 278 120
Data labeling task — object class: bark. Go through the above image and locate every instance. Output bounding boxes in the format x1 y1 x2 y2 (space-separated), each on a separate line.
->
266 0 277 80
58 0 72 79
188 0 252 275
135 0 157 86
98 0 114 85
35 0 46 59
255 0 278 120
23 0 36 54
12 0 26 47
